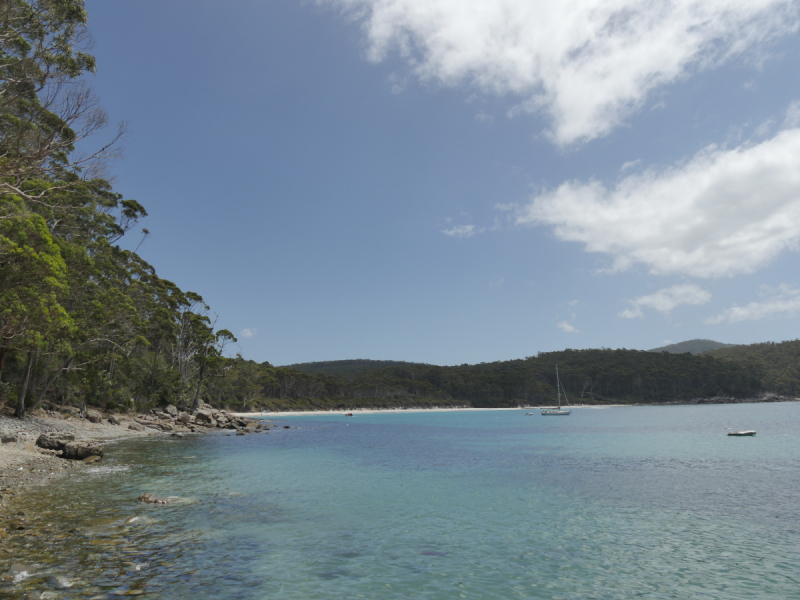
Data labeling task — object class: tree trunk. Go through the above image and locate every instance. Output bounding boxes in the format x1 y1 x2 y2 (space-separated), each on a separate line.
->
15 350 35 419
0 347 8 381
31 356 73 412
191 359 207 412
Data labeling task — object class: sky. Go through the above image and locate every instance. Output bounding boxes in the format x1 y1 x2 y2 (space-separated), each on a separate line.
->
82 0 800 366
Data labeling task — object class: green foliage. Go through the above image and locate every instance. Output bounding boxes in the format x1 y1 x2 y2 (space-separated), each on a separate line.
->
286 359 428 376
707 340 800 397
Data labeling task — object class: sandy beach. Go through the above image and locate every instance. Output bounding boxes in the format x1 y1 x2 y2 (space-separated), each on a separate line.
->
232 405 621 418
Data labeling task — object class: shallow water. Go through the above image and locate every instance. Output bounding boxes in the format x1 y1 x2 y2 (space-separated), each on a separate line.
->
2 403 800 599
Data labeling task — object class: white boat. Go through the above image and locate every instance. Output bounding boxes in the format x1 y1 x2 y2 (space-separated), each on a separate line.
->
727 430 756 436
542 365 571 416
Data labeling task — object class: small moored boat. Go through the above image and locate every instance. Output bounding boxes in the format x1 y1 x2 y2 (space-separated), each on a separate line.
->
727 430 756 436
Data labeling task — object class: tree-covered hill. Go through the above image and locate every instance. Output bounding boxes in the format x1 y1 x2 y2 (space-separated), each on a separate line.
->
284 359 427 376
707 340 800 397
648 339 736 354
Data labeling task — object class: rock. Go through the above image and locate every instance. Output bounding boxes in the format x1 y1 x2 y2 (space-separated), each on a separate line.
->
108 415 121 425
236 431 245 436
171 432 184 438
36 433 75 451
85 410 103 424
165 404 178 417
128 423 145 432
156 422 173 432
82 455 102 464
3 564 33 584
137 493 169 504
61 442 104 461
194 409 215 424
0 429 16 444
178 412 191 424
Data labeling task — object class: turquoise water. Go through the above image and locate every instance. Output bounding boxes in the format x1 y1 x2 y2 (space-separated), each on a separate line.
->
3 404 800 599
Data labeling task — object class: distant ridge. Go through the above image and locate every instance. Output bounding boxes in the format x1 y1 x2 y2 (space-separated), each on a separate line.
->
648 339 735 354
284 359 427 376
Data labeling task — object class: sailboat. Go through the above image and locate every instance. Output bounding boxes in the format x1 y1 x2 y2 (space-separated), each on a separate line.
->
541 365 572 416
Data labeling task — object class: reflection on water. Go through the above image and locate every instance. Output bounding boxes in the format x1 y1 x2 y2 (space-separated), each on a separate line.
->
2 404 800 599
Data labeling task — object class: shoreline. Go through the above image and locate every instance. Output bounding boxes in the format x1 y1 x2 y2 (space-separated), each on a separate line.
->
234 397 800 418
0 405 261 509
231 406 621 418
0 410 154 509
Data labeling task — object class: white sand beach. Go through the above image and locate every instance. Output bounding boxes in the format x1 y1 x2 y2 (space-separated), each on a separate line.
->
231 405 621 418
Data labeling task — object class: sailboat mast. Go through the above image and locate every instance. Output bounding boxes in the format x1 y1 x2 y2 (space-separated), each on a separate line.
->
556 364 561 409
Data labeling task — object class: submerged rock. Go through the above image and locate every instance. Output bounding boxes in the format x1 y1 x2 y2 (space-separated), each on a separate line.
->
82 455 102 464
2 563 34 583
137 493 169 504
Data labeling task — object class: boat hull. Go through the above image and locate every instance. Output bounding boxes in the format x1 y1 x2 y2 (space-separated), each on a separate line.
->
727 431 756 436
541 410 571 415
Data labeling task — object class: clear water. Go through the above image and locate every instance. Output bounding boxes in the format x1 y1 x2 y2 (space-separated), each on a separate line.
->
3 404 800 599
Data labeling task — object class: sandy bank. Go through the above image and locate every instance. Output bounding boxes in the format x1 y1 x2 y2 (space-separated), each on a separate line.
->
232 405 623 418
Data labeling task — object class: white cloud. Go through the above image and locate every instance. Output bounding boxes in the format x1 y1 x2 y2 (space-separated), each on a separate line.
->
474 111 494 123
620 284 711 319
558 320 578 333
705 284 800 324
620 159 642 172
442 224 482 238
240 328 257 339
518 126 800 278
323 0 798 145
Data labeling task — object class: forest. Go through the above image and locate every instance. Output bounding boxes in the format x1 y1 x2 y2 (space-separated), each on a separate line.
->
1 2 799 417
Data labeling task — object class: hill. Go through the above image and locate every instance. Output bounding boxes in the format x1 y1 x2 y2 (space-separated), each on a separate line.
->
283 359 427 376
707 339 800 397
648 339 735 354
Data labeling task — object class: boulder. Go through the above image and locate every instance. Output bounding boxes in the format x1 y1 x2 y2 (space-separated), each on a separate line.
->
178 413 191 424
36 433 75 451
82 455 102 464
85 410 103 424
164 404 178 417
62 442 104 461
137 493 169 504
0 429 16 444
108 415 121 425
194 409 215 424
128 423 145 432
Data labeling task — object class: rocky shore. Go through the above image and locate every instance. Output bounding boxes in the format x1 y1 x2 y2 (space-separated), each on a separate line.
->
0 403 263 509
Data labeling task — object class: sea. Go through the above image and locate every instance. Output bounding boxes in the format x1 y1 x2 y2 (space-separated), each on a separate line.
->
2 403 800 599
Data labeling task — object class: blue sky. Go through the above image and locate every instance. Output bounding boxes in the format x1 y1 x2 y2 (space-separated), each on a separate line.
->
83 0 800 366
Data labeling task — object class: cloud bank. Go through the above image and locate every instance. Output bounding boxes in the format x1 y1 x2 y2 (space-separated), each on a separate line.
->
324 0 798 145
519 127 800 278
706 284 800 323
620 284 711 318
